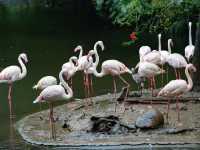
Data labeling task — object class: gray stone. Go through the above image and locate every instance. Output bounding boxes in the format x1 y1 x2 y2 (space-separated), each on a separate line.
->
135 109 164 129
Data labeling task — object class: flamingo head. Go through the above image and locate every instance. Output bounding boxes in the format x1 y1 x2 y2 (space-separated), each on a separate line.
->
70 56 78 66
87 50 95 61
168 39 173 46
187 63 197 72
19 53 28 63
97 41 105 51
158 33 161 38
189 22 192 27
74 45 82 52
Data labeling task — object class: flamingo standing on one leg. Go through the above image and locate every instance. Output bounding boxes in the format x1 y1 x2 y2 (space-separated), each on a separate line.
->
185 22 195 62
0 53 28 119
167 39 188 79
158 63 196 124
33 69 73 140
85 41 104 97
62 56 78 87
87 51 133 112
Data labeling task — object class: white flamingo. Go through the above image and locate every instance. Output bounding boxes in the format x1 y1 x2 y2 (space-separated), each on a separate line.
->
62 56 78 87
139 46 151 60
85 41 104 97
167 39 188 79
136 61 165 97
158 63 196 123
33 76 57 90
185 22 195 62
0 53 28 118
33 69 73 140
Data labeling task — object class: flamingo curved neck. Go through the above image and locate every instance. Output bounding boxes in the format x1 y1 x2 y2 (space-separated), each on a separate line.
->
92 64 105 77
185 66 193 91
168 40 172 54
78 48 83 59
18 56 27 79
59 70 73 99
189 24 192 45
158 35 161 51
93 44 101 67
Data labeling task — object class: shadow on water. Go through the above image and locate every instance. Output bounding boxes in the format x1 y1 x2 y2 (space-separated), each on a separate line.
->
0 2 199 149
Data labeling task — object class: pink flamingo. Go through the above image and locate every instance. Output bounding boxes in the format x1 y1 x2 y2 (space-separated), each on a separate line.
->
85 41 104 97
0 53 28 119
33 69 73 140
185 22 195 62
74 45 93 98
139 46 151 60
136 61 165 97
87 51 132 111
158 63 196 123
62 56 78 87
167 39 188 79
33 76 57 90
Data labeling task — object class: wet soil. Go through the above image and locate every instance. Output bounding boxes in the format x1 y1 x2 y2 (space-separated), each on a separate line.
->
16 90 200 146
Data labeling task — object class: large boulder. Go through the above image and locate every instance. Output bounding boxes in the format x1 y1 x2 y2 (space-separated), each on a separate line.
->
135 109 164 129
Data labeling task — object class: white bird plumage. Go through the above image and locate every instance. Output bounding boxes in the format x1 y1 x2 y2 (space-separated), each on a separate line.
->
33 76 57 90
185 22 195 62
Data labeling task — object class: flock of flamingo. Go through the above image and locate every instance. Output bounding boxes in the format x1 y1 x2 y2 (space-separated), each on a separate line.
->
0 22 197 139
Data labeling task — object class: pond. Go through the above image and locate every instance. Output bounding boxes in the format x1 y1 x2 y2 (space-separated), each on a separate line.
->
0 7 199 149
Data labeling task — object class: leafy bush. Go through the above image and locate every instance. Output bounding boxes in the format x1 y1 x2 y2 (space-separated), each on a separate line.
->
94 0 200 33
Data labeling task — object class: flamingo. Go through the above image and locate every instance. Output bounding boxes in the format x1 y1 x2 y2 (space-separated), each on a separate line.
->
33 76 57 90
158 63 196 123
136 61 165 97
131 69 145 95
33 69 73 140
0 53 28 119
185 22 195 62
167 39 187 79
74 45 93 98
87 51 133 111
85 41 104 97
139 46 151 60
158 34 170 85
62 56 78 87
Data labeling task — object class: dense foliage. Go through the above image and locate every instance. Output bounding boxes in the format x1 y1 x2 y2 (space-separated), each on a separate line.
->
94 0 200 33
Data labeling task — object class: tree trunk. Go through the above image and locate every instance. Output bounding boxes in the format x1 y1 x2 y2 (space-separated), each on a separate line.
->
192 16 200 91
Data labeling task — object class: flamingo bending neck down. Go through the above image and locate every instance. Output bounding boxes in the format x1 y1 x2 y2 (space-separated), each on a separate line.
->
62 56 78 87
185 22 195 62
85 41 104 98
158 63 196 123
0 53 28 119
33 69 73 140
88 51 132 112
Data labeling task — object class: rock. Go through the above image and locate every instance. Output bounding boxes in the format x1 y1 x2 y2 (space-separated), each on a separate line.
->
90 115 136 134
135 109 164 129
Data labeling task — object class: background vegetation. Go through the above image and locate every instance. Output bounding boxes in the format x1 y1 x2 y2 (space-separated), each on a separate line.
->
94 0 200 33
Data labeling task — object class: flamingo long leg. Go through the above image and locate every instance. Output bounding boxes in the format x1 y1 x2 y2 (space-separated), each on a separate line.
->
161 65 164 86
174 68 178 79
178 69 181 79
153 76 156 89
176 97 180 122
8 84 14 119
166 66 169 83
118 75 130 112
90 75 95 97
112 77 118 112
166 99 170 123
49 103 56 140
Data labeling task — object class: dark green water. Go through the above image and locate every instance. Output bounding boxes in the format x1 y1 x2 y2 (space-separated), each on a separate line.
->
0 7 199 149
